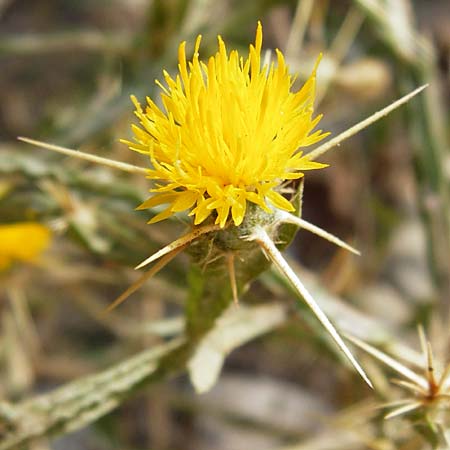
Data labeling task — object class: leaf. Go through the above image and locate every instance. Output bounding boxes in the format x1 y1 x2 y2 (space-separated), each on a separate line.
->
188 303 286 393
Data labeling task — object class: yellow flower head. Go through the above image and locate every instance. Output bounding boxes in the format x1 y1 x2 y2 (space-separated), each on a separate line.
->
125 22 329 228
0 222 50 271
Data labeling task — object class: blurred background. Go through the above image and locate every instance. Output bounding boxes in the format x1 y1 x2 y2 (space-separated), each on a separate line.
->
0 1 449 449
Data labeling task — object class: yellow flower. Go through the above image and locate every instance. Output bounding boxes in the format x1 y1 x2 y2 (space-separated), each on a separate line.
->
0 222 50 271
124 22 329 228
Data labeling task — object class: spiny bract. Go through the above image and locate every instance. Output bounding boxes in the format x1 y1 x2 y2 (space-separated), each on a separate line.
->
123 22 329 228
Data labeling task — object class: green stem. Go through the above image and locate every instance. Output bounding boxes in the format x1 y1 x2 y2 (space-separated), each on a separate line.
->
0 339 183 450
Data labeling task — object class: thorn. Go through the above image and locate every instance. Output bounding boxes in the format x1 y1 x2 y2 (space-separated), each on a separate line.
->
250 226 373 388
135 223 221 270
278 211 360 255
384 401 422 420
426 341 438 393
227 252 239 305
345 333 428 391
104 244 186 312
307 84 428 161
417 325 438 391
438 363 450 391
18 137 148 175
391 378 427 396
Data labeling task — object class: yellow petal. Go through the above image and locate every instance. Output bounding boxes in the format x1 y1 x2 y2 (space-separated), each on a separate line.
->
266 190 295 212
171 191 199 212
123 22 328 227
148 207 175 224
136 193 177 210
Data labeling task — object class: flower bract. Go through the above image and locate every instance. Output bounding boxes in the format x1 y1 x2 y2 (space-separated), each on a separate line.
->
124 22 329 228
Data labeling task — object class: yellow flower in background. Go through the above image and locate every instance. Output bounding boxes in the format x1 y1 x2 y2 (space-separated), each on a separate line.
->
124 22 329 228
0 223 50 271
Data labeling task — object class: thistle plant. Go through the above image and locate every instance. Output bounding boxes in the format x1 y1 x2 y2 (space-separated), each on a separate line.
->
8 17 430 448
348 326 450 448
